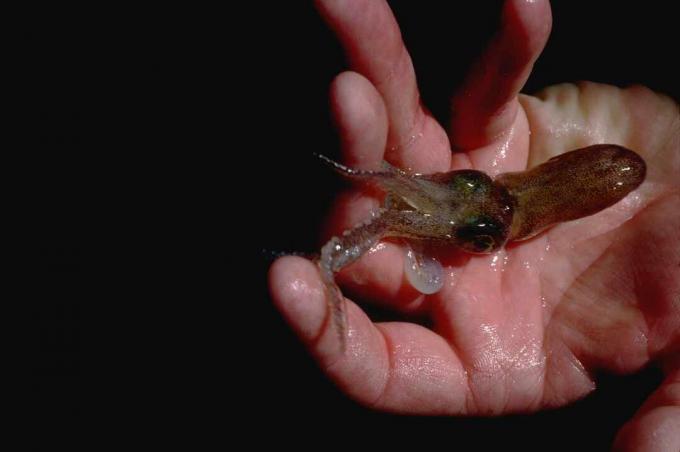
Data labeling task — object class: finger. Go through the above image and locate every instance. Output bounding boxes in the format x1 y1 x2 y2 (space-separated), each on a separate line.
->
269 256 367 360
268 256 469 413
326 71 440 312
315 0 450 172
329 71 388 170
613 367 680 452
519 82 680 169
450 0 552 151
321 188 452 315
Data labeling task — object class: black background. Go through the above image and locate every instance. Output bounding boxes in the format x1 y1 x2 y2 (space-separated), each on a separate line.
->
32 1 676 449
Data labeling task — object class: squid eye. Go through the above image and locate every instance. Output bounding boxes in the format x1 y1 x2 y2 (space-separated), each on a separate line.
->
450 171 491 196
471 235 495 253
454 215 506 254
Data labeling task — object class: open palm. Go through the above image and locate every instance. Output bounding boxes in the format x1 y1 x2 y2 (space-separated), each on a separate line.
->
269 0 679 448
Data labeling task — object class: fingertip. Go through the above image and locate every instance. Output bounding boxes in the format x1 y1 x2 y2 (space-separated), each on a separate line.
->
502 0 552 60
314 0 352 19
268 256 328 343
269 255 387 381
330 71 388 168
331 71 386 132
450 0 551 151
614 407 680 452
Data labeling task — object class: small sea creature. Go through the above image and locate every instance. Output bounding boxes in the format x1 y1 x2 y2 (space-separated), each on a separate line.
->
316 144 646 347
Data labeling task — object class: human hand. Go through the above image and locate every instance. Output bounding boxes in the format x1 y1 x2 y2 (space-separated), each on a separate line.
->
268 1 679 449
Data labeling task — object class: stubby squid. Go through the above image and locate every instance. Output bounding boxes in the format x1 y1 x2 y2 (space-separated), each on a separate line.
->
316 144 646 347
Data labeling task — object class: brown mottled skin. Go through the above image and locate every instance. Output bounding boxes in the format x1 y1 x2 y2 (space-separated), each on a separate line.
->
317 144 646 344
497 144 647 241
321 144 646 255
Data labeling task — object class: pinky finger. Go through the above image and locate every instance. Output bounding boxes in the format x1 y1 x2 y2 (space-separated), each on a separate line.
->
268 256 392 403
268 256 470 413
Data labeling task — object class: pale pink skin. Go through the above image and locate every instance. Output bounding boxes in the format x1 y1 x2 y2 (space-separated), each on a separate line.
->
268 1 680 450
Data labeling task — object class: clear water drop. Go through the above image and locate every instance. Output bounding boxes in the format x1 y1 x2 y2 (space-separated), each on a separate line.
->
404 243 444 295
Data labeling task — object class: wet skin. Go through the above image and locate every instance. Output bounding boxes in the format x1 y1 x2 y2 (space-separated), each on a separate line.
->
269 1 680 447
318 144 646 344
